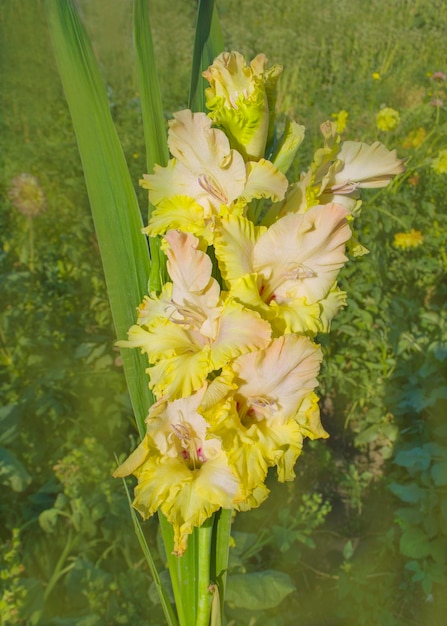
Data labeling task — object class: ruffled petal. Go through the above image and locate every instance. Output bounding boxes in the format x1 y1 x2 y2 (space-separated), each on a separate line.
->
214 215 265 284
231 334 322 423
325 140 405 193
211 297 271 369
294 392 329 440
241 159 288 203
144 195 207 239
253 203 351 304
204 51 276 160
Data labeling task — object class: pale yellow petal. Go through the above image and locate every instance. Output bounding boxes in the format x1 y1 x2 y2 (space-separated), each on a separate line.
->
211 297 271 369
214 215 265 284
143 195 207 239
241 159 288 203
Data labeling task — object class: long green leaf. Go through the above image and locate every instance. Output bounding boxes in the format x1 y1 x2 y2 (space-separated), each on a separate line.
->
133 0 169 175
133 0 169 294
189 0 224 112
121 477 178 626
46 0 152 437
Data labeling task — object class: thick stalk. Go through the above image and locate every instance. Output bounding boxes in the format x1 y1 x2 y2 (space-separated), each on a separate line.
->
196 516 214 626
212 508 232 619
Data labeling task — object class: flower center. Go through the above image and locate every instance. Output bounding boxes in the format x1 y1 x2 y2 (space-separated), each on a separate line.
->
243 395 278 422
171 422 206 469
282 263 317 280
198 173 229 204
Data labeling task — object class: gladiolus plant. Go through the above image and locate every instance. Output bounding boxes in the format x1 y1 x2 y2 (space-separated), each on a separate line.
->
46 1 404 624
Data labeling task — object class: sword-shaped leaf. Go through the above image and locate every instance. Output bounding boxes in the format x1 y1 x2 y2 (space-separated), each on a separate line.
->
189 0 224 113
46 0 153 437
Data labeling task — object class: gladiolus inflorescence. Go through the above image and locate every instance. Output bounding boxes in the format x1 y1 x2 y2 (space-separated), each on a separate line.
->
114 51 404 555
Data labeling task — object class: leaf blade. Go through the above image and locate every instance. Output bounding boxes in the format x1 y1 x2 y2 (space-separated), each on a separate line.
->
46 0 153 436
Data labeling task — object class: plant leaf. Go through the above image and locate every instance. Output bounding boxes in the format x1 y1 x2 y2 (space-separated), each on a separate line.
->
189 0 224 113
0 446 32 492
46 0 153 437
226 570 295 610
133 0 169 293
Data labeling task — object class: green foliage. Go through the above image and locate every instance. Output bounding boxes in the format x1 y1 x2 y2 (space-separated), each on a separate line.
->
2 0 447 625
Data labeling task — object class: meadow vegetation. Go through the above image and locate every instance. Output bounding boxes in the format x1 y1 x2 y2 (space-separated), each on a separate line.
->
1 1 447 624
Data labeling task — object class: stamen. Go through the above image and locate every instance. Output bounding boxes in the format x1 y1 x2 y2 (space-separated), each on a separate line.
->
282 263 317 280
198 173 229 204
167 299 207 329
171 421 207 469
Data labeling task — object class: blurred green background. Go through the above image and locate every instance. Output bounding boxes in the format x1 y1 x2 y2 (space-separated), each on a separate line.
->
1 1 447 624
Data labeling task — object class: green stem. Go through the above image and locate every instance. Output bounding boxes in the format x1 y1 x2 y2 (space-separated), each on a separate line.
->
43 529 78 601
28 217 35 272
212 508 232 619
196 516 214 626
120 481 178 626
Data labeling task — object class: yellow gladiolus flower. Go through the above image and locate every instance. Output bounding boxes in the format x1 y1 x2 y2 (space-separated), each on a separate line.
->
207 335 324 500
276 125 405 215
214 203 351 335
203 51 282 161
141 110 287 243
114 386 239 556
118 230 271 399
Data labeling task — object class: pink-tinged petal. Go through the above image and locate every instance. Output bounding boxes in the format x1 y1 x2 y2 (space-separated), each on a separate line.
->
327 141 405 193
231 334 322 422
146 387 208 456
168 110 247 206
164 230 222 339
253 203 351 304
165 231 220 307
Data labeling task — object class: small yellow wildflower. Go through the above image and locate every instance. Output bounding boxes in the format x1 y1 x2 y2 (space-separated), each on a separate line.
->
402 127 426 150
393 229 424 249
431 149 447 174
372 72 381 80
376 107 400 132
331 110 348 133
